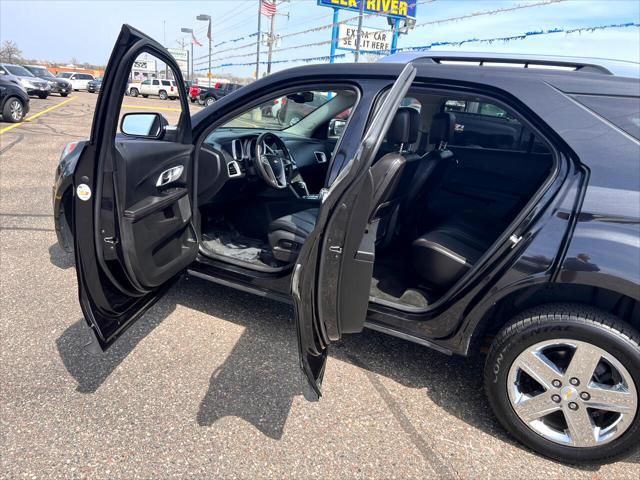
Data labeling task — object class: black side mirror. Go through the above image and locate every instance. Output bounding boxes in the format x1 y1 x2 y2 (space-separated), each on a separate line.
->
120 112 168 139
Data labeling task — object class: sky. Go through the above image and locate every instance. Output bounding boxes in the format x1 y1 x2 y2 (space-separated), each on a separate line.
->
1 0 639 79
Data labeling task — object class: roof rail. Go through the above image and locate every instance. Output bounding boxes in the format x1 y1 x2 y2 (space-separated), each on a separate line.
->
379 51 640 77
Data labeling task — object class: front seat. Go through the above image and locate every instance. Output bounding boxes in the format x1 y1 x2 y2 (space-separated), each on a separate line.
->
267 108 419 263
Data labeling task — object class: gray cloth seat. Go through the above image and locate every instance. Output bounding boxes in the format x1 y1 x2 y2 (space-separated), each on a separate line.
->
267 107 419 263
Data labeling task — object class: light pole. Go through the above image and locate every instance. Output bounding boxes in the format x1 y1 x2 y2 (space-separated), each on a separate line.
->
197 14 212 87
181 27 194 81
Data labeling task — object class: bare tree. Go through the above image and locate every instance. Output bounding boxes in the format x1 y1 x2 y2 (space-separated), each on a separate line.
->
0 40 23 63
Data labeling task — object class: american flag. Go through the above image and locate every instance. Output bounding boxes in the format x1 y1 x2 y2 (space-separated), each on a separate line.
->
191 32 203 47
260 0 277 17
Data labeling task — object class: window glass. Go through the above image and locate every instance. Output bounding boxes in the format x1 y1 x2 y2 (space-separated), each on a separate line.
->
161 80 171 86
401 96 421 113
119 53 186 131
221 90 351 130
5 65 34 76
572 94 640 140
57 72 72 78
442 98 548 152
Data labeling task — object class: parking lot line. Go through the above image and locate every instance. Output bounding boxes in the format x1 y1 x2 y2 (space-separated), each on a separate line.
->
123 104 182 112
0 97 75 135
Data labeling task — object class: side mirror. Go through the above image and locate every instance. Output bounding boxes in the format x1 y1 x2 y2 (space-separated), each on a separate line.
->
120 112 168 139
329 118 346 138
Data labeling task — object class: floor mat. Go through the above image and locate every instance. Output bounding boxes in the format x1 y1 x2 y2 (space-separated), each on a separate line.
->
201 226 284 269
370 263 432 310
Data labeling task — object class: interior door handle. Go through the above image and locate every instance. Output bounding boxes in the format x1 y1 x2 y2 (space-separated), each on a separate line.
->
156 166 184 187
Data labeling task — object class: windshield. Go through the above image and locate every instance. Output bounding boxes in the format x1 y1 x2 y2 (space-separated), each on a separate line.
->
25 66 53 78
220 91 333 130
57 72 73 78
5 65 34 77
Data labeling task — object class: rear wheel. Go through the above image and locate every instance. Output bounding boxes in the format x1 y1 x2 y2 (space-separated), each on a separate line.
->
205 96 215 107
2 97 26 122
484 304 640 464
38 93 48 99
129 88 139 97
60 92 69 97
159 90 168 100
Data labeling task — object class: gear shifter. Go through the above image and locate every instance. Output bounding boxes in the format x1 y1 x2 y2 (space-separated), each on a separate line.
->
291 180 309 197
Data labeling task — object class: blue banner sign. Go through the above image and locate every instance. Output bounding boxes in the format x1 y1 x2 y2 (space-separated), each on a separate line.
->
317 0 417 19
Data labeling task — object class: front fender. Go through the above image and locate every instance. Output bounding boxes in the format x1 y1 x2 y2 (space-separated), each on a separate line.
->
53 140 88 252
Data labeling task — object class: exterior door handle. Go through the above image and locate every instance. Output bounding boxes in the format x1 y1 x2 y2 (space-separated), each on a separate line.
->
156 165 184 187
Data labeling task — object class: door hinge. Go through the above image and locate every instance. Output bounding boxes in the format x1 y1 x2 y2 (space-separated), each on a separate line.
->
329 245 342 254
509 234 522 248
103 236 118 245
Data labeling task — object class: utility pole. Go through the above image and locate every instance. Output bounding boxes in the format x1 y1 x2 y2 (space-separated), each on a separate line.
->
256 0 262 79
266 4 289 74
354 0 365 63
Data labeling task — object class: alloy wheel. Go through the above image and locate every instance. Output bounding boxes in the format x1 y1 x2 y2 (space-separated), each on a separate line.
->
9 100 23 121
508 338 637 447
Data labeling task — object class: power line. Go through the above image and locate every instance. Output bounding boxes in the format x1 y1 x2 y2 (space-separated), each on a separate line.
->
194 21 638 70
193 0 567 67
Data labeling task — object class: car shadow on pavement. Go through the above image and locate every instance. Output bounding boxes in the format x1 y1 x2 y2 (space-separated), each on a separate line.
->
55 275 640 465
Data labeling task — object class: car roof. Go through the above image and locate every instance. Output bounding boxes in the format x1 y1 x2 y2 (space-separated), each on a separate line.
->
379 51 640 78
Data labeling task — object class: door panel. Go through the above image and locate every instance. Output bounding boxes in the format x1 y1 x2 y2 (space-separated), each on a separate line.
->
73 25 194 350
292 64 417 398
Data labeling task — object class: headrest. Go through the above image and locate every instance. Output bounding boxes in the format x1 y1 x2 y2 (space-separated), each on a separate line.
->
429 112 455 147
386 107 420 146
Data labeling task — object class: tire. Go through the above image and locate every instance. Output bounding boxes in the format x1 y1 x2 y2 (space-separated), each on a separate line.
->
142 94 148 98
60 93 69 97
159 90 168 100
38 93 48 99
205 96 215 107
484 303 640 464
129 88 139 97
2 97 26 122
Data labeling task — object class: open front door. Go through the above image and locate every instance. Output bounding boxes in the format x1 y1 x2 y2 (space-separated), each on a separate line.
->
293 64 417 398
73 25 195 350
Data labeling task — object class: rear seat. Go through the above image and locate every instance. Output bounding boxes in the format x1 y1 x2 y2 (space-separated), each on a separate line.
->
411 211 507 291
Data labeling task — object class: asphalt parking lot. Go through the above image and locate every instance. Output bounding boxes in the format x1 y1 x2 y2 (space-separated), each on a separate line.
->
1 92 639 479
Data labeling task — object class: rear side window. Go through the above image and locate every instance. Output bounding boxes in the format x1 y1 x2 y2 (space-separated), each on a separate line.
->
572 94 640 140
443 99 548 152
161 80 171 86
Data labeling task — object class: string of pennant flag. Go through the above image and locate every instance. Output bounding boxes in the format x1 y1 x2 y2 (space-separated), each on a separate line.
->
192 0 566 67
193 21 639 71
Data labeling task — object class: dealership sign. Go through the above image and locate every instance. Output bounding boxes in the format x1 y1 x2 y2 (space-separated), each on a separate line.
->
167 48 189 76
317 0 416 19
132 59 156 73
337 24 392 52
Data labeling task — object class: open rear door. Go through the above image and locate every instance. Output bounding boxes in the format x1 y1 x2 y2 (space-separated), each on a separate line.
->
292 64 417 398
73 25 195 350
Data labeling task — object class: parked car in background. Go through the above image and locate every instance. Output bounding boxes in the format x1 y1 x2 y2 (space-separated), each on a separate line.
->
127 78 179 100
87 77 103 93
0 63 50 98
53 25 640 466
198 82 243 106
189 84 201 103
0 75 30 122
22 65 71 97
56 72 95 91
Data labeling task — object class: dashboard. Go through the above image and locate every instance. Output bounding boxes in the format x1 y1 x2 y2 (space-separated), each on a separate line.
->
197 128 337 203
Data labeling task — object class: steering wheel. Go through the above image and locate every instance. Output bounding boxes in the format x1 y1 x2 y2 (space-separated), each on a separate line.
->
254 132 294 189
